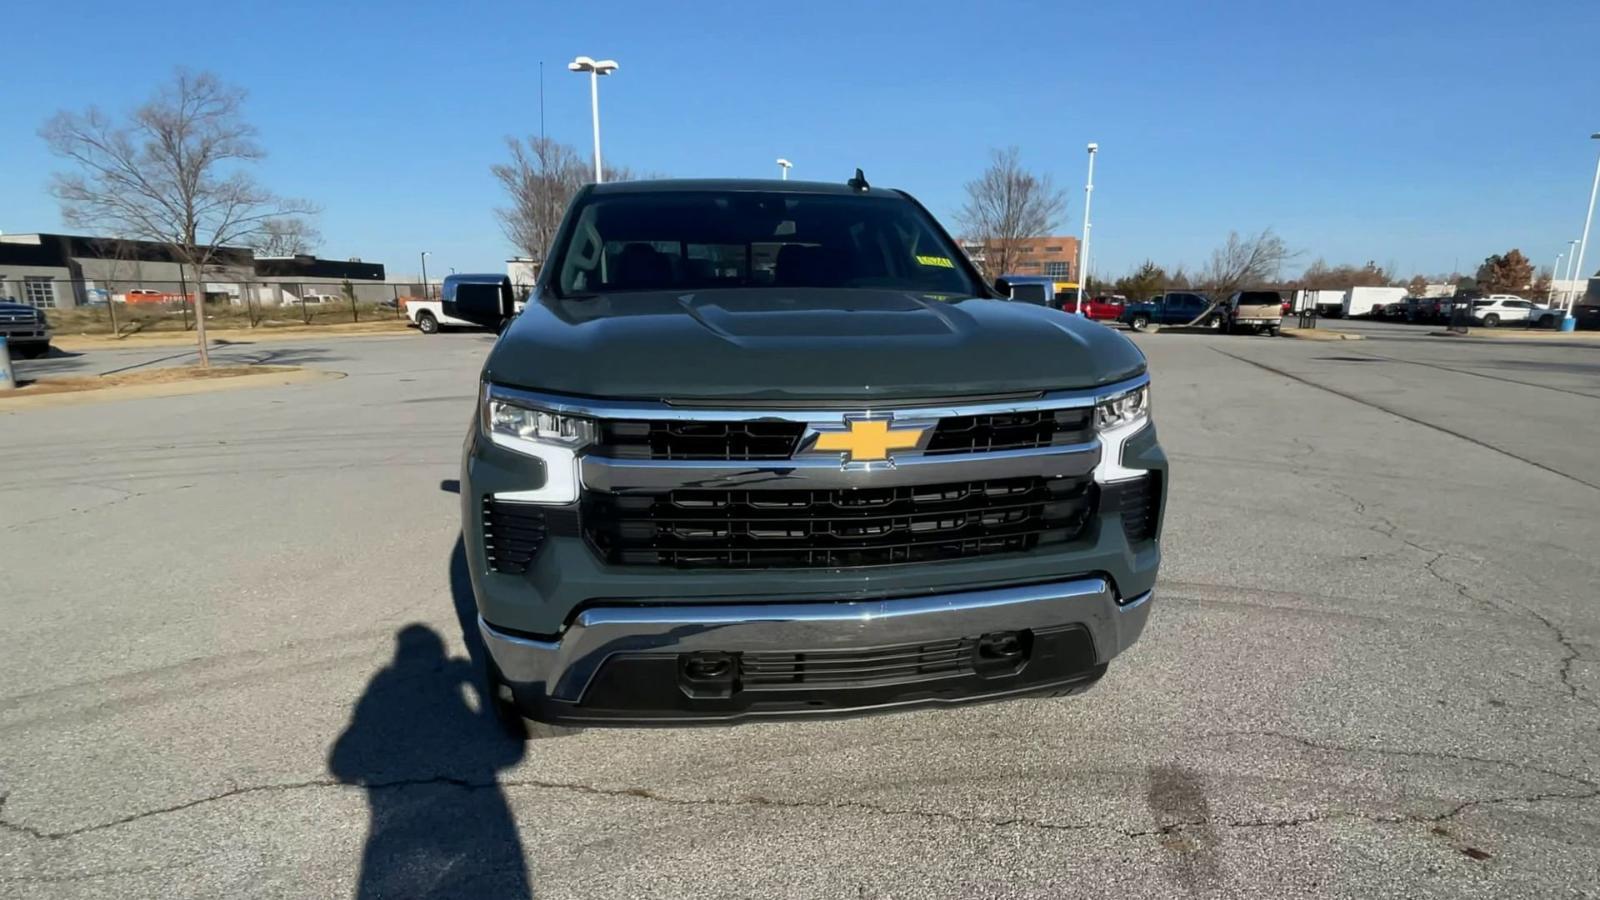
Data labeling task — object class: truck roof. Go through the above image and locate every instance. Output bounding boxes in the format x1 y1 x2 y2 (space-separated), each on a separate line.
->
588 178 900 198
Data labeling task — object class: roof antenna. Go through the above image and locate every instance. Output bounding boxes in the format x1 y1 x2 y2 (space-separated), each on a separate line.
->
847 168 870 192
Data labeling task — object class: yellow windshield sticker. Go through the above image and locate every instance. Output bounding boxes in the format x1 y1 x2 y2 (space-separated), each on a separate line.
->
915 255 955 268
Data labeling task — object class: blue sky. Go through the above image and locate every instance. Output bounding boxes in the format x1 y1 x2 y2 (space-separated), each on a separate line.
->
4 0 1598 281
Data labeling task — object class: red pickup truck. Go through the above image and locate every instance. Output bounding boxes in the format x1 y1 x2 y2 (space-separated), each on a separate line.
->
1080 296 1126 322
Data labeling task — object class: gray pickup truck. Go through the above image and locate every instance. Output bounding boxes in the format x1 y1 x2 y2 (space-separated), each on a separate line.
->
0 302 53 359
451 177 1167 731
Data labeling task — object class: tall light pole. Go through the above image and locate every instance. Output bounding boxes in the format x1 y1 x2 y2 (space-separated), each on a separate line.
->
568 56 619 183
1551 250 1565 305
420 251 430 300
1565 133 1600 326
1561 238 1581 308
776 158 792 180
1076 143 1098 315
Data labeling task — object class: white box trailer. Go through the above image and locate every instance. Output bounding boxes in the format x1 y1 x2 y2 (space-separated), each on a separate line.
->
1296 289 1346 316
1344 286 1408 318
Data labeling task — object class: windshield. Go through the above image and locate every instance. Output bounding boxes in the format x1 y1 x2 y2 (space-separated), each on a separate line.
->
551 190 979 298
1009 283 1050 305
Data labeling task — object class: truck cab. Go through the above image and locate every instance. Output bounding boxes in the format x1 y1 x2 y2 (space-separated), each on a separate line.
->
1119 292 1218 331
1222 291 1284 335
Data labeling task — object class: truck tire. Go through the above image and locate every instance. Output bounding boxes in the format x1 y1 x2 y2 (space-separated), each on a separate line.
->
1482 313 1499 327
416 311 440 334
1206 317 1221 330
1130 314 1151 332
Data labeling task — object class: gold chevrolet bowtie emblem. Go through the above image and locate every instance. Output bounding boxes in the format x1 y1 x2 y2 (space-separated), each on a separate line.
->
813 419 927 463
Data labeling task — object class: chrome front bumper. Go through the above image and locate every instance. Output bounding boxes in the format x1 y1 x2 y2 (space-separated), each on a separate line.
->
480 576 1153 722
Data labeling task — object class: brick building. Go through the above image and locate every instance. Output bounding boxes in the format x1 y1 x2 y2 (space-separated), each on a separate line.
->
961 236 1081 280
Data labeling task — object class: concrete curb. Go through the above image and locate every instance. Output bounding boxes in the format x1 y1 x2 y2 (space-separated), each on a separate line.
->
0 366 344 412
1427 329 1600 343
1279 328 1364 341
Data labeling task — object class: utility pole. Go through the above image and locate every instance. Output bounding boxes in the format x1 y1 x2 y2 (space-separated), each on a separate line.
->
1565 134 1600 328
1077 143 1098 315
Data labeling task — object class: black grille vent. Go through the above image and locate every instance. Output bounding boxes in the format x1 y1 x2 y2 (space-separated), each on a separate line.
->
583 476 1095 569
925 408 1094 455
596 420 804 460
1103 474 1160 543
482 499 548 574
596 407 1093 461
740 639 979 688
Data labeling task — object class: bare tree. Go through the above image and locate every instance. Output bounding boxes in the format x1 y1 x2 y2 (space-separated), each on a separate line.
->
252 217 323 257
491 136 640 265
1298 258 1393 290
955 147 1068 280
1200 229 1295 300
41 70 313 365
491 137 586 264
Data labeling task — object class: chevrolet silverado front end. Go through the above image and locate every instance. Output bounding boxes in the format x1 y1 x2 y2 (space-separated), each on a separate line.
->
458 178 1167 728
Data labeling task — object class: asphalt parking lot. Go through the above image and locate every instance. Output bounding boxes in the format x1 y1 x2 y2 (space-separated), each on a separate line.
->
2 328 1597 899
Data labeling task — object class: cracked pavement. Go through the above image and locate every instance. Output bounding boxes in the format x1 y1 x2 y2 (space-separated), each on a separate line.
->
2 330 1599 898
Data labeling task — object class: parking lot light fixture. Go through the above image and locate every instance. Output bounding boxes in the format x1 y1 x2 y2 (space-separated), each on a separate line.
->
1077 143 1098 315
568 56 619 183
1565 239 1581 306
420 251 431 300
776 158 792 180
1565 134 1600 322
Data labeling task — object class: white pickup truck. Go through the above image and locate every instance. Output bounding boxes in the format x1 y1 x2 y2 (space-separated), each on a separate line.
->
405 274 523 334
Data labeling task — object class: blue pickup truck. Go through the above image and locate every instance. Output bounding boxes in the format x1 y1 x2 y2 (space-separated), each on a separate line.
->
1117 292 1219 332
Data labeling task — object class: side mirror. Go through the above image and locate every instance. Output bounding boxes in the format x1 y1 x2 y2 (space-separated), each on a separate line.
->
443 278 516 329
993 277 1013 298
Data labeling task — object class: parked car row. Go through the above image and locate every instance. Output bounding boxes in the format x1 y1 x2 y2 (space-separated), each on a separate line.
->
1368 294 1567 327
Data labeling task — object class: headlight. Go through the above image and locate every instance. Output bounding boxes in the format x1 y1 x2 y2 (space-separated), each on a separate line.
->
1094 384 1149 432
486 400 596 448
480 386 594 504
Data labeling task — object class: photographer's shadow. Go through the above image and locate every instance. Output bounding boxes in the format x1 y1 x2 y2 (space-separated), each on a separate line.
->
327 536 532 898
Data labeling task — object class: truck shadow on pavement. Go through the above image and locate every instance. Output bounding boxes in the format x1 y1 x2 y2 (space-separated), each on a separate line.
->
324 535 532 899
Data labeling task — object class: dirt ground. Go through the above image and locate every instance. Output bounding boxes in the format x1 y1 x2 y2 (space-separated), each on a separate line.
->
52 320 412 351
11 365 300 396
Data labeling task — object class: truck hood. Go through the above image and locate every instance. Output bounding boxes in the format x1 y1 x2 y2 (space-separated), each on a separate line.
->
484 289 1147 402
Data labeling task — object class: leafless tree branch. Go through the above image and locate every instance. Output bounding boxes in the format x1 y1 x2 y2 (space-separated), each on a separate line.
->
40 69 315 364
954 147 1068 281
491 136 640 264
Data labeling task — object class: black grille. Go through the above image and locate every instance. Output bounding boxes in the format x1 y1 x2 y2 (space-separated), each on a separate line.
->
596 420 804 460
596 407 1092 461
482 499 548 574
583 476 1095 569
925 408 1094 455
740 639 979 688
1103 474 1160 543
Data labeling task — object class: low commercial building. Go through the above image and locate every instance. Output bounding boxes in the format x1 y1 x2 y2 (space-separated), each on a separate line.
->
0 232 390 309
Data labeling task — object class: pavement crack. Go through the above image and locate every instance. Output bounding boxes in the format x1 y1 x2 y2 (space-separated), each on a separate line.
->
1206 729 1598 788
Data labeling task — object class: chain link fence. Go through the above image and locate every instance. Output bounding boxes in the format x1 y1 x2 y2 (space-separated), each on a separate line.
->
0 278 433 336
